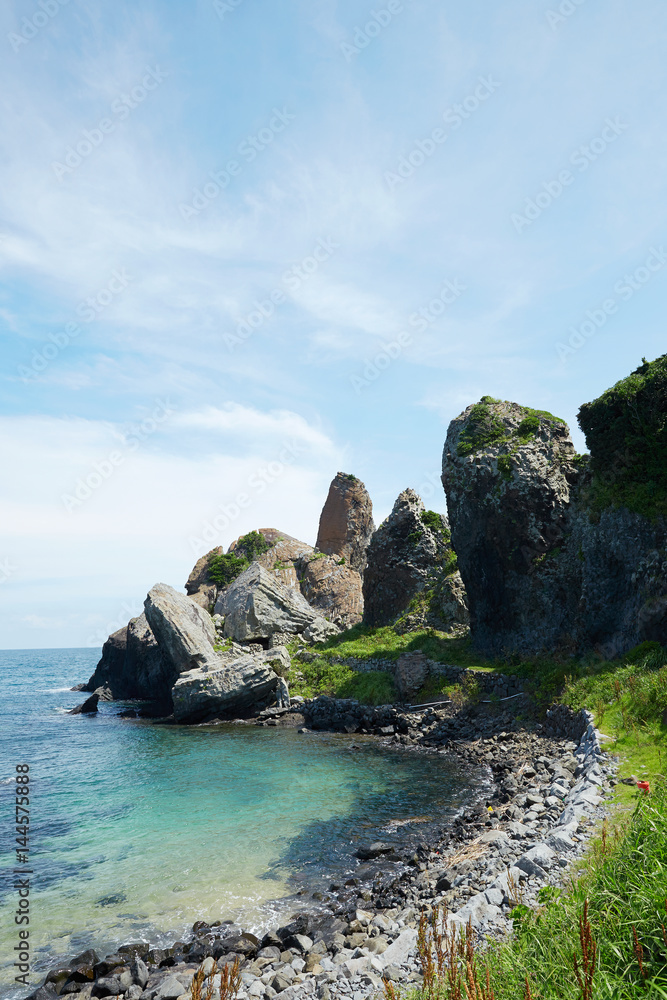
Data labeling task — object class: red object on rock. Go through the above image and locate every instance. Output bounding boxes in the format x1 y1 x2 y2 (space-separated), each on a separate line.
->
636 780 650 793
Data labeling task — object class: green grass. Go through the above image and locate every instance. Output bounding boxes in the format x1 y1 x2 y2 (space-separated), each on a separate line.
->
289 656 395 704
432 782 667 1000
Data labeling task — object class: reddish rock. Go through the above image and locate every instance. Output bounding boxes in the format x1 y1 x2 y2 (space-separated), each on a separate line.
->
299 554 364 628
315 473 375 572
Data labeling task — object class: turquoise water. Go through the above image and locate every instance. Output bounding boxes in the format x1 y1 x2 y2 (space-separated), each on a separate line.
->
0 649 484 998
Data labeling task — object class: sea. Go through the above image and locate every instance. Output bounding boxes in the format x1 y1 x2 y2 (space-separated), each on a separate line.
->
0 648 486 999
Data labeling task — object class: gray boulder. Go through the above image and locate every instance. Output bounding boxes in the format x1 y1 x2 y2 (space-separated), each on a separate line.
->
68 693 99 715
172 647 286 722
144 583 219 674
83 613 171 705
215 562 325 642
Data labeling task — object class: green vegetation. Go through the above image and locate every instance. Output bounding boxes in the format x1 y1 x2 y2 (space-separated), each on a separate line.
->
208 531 272 587
578 353 667 519
406 783 667 1000
289 656 395 704
497 454 513 481
421 509 445 532
457 398 566 458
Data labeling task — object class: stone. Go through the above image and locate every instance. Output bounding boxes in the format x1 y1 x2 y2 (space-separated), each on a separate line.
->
68 693 99 715
355 842 393 860
363 489 463 628
131 958 149 988
171 646 283 721
377 929 417 969
315 473 375 573
442 398 578 655
145 583 219 674
216 563 325 642
185 546 223 607
154 976 188 999
547 830 575 852
298 555 364 629
302 617 341 644
394 652 429 702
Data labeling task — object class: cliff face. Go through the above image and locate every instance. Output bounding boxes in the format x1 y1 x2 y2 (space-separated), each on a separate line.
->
442 357 667 657
362 488 466 628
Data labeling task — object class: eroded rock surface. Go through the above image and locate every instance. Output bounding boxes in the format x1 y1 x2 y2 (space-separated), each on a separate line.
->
442 398 579 655
362 489 461 628
145 583 220 674
216 562 326 642
299 553 364 628
316 472 375 572
172 647 286 722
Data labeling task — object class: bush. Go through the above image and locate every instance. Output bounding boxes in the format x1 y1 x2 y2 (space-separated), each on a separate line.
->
207 531 273 588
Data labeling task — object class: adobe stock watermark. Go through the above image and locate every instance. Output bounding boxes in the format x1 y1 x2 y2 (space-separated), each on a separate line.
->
556 246 667 362
189 439 306 557
86 600 143 647
61 398 175 513
546 0 588 31
340 0 414 62
18 268 133 382
512 117 628 233
8 0 70 53
51 66 167 181
179 107 295 220
350 277 466 393
224 236 340 351
213 0 243 20
384 77 501 191
0 558 17 584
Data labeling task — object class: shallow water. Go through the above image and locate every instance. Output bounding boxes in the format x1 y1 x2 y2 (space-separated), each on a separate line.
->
0 648 486 998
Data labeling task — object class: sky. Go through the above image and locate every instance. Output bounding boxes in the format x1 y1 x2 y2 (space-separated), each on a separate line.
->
2 0 667 649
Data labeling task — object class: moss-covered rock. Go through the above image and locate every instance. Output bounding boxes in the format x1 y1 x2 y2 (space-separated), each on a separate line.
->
578 354 667 519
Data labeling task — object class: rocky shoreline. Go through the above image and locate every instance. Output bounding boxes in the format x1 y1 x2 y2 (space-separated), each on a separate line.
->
30 701 615 1000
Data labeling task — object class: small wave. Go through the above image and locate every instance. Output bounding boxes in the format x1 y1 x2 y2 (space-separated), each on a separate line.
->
40 687 79 693
0 776 14 785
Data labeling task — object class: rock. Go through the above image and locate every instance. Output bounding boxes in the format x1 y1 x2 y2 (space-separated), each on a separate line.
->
68 693 99 715
547 830 575 852
315 472 375 573
442 398 578 655
172 647 283 721
362 489 462 628
216 562 326 642
302 617 341 644
394 652 429 702
83 612 171 707
298 555 364 628
130 958 149 988
26 990 60 1000
377 929 417 969
145 583 219 674
185 547 223 608
355 842 393 860
154 975 188 999
442 357 667 656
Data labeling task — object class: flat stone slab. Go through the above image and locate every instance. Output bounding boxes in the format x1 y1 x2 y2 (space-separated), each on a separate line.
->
377 929 417 969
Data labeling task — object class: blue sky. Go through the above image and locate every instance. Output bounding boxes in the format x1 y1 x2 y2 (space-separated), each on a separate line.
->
2 0 667 648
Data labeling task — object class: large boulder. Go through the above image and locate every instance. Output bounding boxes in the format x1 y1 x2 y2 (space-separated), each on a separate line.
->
83 613 171 705
215 562 327 642
171 647 286 722
441 397 579 655
185 547 222 609
362 489 459 627
299 553 364 628
144 583 220 674
315 473 375 572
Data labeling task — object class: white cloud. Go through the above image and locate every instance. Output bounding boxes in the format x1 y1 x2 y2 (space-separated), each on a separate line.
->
0 406 346 647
